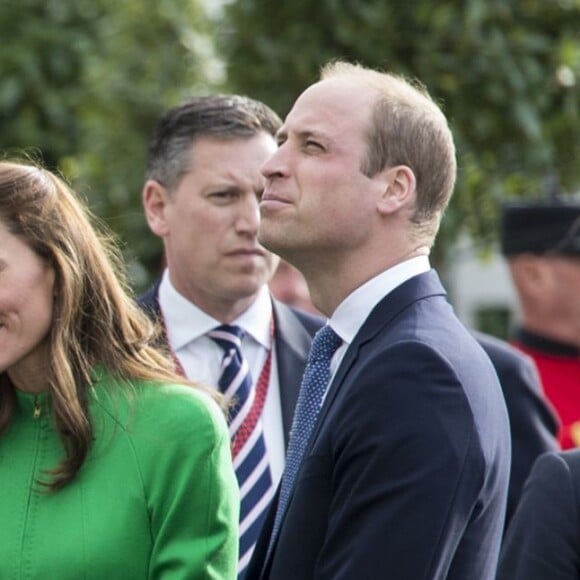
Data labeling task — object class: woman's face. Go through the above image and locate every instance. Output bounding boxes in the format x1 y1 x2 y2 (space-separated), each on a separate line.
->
0 219 55 392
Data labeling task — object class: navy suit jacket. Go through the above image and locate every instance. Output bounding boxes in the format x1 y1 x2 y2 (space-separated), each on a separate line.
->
498 449 580 580
137 280 324 444
247 270 511 580
474 332 559 529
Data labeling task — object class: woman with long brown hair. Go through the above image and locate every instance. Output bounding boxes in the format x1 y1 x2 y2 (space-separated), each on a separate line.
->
0 159 238 579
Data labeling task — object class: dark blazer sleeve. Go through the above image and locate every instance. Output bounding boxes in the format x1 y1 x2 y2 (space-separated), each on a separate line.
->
474 331 559 527
498 450 580 580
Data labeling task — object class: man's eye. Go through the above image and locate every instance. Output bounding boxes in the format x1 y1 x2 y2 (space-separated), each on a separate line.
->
209 191 237 203
304 140 324 152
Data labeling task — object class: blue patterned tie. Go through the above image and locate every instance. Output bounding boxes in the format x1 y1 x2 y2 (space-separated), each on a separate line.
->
208 325 274 580
267 324 342 557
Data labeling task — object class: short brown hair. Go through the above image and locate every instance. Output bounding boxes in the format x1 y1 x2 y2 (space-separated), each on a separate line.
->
321 61 457 244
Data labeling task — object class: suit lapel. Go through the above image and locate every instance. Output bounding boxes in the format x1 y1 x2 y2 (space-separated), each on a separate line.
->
267 271 448 560
310 270 447 450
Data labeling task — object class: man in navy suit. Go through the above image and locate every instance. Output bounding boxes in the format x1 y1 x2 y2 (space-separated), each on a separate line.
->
270 257 558 530
246 61 511 579
138 95 324 578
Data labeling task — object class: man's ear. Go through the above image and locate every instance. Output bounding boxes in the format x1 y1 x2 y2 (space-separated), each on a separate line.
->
510 254 552 300
142 179 171 237
376 165 416 215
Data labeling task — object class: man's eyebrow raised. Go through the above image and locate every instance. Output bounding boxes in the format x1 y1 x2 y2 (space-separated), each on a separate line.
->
276 128 327 142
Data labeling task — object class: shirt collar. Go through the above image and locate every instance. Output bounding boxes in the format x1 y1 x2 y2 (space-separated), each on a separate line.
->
158 269 272 350
330 255 430 345
514 327 580 358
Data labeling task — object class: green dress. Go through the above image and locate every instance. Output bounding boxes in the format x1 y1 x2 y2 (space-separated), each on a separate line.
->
0 370 239 579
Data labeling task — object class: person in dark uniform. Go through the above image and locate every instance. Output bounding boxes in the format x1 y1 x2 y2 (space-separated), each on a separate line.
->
474 331 559 528
500 196 580 449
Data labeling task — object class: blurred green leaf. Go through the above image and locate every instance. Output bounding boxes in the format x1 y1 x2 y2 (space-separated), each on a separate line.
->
0 0 219 290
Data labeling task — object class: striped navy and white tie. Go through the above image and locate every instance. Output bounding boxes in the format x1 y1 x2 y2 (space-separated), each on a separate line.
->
208 324 274 579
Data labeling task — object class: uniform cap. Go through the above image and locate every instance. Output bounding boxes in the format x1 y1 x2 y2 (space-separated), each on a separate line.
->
500 197 580 256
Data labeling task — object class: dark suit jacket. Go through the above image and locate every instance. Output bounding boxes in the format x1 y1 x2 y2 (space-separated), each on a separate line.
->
137 280 324 443
498 449 580 580
247 270 511 580
474 331 559 529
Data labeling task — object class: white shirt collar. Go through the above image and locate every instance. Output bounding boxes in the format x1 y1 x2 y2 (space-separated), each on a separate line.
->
330 255 431 346
158 269 272 350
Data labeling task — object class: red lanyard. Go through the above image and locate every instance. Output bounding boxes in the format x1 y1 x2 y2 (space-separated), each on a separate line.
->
161 314 274 449
232 332 272 455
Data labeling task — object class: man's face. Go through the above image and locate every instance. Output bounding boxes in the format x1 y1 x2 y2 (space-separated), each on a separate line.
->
147 133 279 317
546 255 580 336
510 253 580 345
259 78 383 261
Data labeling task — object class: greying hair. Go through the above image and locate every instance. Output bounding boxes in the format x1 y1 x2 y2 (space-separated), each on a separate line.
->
146 94 282 190
321 61 457 245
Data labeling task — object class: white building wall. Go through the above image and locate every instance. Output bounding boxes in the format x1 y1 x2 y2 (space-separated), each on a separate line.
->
445 233 520 332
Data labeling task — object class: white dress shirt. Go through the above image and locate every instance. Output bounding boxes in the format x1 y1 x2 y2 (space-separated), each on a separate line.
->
328 256 431 378
158 270 286 485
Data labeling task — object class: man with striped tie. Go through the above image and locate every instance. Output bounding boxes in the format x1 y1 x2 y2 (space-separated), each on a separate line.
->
138 95 324 578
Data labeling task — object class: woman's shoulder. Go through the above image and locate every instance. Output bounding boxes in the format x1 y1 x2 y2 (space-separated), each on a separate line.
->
91 370 226 438
140 381 224 425
88 372 233 502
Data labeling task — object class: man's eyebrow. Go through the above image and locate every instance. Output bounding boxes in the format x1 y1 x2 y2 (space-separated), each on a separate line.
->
299 130 327 141
275 128 327 142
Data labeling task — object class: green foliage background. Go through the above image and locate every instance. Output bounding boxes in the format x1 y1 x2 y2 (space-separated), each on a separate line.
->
1 0 579 286
219 0 580 261
0 0 221 287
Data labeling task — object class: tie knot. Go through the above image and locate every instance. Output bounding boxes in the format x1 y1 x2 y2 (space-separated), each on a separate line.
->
310 325 342 362
207 324 245 352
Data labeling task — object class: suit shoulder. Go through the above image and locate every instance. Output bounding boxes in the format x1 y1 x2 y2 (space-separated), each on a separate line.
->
474 330 520 361
292 309 325 334
523 450 580 516
544 449 580 479
273 299 325 336
135 280 161 319
473 330 540 380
